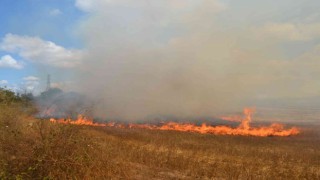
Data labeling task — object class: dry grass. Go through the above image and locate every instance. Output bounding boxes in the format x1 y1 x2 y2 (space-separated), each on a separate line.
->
1 105 319 179
84 126 320 179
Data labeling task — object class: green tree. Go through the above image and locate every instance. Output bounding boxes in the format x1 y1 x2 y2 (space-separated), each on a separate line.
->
0 87 20 105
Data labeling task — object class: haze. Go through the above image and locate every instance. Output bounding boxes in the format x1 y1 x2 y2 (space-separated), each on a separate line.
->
1 0 320 120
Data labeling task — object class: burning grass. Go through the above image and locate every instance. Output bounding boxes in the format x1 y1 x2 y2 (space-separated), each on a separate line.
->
50 108 300 137
1 104 319 179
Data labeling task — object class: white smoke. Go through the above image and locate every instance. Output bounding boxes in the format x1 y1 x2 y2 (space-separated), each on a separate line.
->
72 0 320 120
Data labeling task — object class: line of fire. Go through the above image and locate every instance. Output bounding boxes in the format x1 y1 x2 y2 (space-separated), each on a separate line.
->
40 76 300 137
48 108 300 137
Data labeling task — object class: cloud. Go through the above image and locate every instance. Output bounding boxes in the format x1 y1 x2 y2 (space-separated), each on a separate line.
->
22 76 40 92
257 22 320 41
49 9 62 16
0 55 23 69
75 0 95 12
23 76 39 81
0 34 83 68
0 80 8 85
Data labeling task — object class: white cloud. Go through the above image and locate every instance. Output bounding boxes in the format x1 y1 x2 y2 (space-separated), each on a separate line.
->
0 80 8 85
0 55 23 69
75 0 95 12
49 9 62 16
23 76 39 81
0 34 83 68
22 76 40 92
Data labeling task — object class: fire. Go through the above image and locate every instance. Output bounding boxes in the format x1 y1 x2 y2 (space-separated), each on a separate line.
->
50 115 106 127
49 108 300 137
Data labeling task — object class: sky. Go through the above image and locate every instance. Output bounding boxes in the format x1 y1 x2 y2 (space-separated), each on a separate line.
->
1 0 320 119
0 0 84 91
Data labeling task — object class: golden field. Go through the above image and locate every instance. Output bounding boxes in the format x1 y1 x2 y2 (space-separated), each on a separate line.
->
1 104 319 179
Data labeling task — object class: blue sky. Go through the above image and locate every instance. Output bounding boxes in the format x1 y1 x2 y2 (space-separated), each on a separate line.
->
0 0 83 47
1 0 320 117
0 0 85 91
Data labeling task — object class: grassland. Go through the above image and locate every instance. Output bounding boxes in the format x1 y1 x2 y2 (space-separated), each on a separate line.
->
1 101 319 179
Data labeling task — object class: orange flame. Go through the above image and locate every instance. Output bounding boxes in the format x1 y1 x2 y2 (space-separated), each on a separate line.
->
49 108 300 137
50 115 106 127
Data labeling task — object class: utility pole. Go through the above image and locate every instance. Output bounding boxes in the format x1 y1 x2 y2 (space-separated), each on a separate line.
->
46 74 51 91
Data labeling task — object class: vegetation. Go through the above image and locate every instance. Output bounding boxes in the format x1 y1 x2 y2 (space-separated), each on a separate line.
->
0 87 33 105
0 88 319 179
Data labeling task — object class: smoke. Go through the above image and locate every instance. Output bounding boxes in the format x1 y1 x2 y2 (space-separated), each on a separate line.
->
72 0 315 120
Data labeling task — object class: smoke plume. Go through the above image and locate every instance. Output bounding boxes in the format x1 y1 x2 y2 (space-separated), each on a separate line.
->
72 0 317 120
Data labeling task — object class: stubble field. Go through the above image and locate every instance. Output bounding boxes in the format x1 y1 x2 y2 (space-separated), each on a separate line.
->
1 105 319 179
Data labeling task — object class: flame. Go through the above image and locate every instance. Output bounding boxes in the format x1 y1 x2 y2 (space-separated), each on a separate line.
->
49 108 300 137
50 115 106 127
